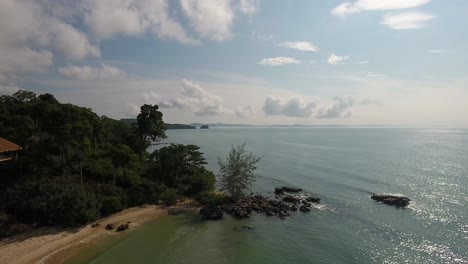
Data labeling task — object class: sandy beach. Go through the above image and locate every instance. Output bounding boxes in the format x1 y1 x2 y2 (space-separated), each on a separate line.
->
0 200 199 264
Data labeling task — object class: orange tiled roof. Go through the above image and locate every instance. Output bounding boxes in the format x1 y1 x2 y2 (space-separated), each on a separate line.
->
0 137 21 153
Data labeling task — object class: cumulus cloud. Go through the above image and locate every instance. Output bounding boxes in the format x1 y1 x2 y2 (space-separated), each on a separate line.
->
160 79 224 116
84 0 197 44
331 0 431 16
259 57 301 66
235 105 255 118
276 41 320 52
381 12 435 30
328 54 350 64
180 0 235 42
263 96 316 117
58 64 126 80
316 96 354 119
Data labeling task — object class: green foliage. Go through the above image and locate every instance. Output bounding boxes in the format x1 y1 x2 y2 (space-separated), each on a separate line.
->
161 188 178 206
127 180 167 206
149 144 214 195
0 90 217 234
217 143 261 200
4 177 101 226
101 196 124 216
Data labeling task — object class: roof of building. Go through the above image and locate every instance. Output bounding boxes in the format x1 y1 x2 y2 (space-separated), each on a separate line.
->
0 137 21 153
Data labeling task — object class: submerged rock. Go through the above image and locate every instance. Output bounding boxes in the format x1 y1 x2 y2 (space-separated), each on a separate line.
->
371 194 411 207
274 188 284 195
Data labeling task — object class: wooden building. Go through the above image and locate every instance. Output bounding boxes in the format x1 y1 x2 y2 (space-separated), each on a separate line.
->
0 137 21 162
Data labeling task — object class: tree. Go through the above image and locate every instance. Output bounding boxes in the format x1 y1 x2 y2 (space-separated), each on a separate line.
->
217 143 261 201
136 104 166 157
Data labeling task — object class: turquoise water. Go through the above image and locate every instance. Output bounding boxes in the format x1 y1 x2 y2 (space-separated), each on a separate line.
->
79 128 468 264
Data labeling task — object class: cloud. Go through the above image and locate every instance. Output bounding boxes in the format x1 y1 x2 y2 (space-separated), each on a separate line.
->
58 64 126 80
160 79 224 116
239 0 259 15
180 0 235 42
84 0 197 44
259 57 301 66
236 105 255 118
316 96 354 119
328 54 350 64
381 12 435 30
353 61 369 64
263 96 316 117
277 41 320 52
52 22 101 60
331 0 431 16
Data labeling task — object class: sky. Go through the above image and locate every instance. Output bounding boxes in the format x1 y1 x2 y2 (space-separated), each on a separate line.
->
0 0 467 127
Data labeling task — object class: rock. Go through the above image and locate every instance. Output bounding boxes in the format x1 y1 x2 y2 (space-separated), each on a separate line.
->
305 196 321 203
274 188 284 195
200 206 224 220
242 225 253 230
105 224 114 230
282 186 302 192
299 206 311 212
282 195 301 203
91 223 100 228
371 194 411 207
117 223 129 232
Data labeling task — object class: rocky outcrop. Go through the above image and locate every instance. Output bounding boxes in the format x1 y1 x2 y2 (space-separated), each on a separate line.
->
200 190 321 221
281 186 302 192
371 194 411 207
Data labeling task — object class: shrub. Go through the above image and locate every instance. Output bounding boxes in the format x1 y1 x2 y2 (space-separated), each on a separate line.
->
101 196 124 216
161 188 178 206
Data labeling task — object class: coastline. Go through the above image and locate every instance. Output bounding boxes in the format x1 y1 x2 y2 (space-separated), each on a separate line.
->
0 200 199 264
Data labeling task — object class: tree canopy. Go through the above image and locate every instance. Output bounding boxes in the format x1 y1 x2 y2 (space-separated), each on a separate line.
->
217 143 261 200
0 90 216 237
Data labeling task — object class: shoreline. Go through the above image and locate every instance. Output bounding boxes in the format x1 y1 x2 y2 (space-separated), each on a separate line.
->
0 200 199 264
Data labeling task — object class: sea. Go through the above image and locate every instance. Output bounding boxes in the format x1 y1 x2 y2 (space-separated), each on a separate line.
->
65 127 468 264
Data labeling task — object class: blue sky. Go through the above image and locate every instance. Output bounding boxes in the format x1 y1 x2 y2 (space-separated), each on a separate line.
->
1 0 467 126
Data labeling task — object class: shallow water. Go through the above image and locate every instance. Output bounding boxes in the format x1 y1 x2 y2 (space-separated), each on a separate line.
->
66 128 468 264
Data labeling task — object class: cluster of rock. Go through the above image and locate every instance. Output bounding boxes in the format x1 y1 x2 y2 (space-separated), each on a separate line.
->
100 222 131 232
371 194 411 207
200 187 321 221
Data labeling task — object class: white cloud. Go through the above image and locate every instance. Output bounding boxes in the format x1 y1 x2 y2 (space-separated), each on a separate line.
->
52 22 101 60
381 12 435 30
277 41 320 52
328 54 350 64
84 0 197 44
332 0 431 16
239 0 259 15
180 0 235 42
259 57 301 66
160 79 224 116
58 64 126 80
263 96 316 117
353 61 369 64
236 104 255 118
316 96 355 119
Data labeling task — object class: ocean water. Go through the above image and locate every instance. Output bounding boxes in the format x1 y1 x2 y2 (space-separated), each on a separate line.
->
68 128 468 264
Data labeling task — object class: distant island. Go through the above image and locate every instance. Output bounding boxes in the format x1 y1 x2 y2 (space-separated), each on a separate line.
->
200 124 209 129
120 119 195 129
